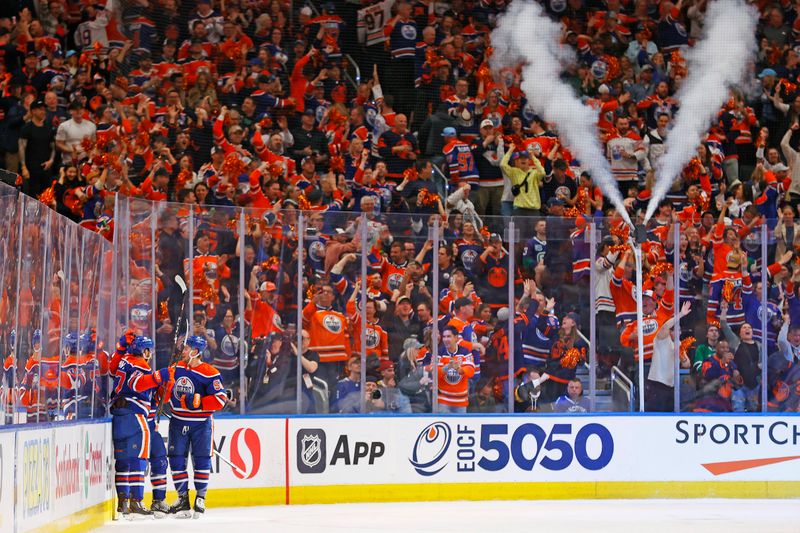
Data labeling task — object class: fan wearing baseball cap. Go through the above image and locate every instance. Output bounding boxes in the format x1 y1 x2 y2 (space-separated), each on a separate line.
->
442 126 479 189
500 140 546 216
249 278 282 339
19 98 55 198
469 119 505 218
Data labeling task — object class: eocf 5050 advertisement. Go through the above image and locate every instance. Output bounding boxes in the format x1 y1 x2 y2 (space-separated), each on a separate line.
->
288 416 800 485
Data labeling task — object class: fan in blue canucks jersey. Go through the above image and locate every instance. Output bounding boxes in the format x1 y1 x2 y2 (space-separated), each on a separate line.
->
167 335 227 518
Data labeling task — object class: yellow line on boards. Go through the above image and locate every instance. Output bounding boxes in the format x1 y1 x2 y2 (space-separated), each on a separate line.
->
146 481 800 508
290 481 800 503
144 487 285 507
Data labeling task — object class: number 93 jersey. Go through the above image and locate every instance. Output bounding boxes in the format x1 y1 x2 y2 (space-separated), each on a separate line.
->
168 360 227 423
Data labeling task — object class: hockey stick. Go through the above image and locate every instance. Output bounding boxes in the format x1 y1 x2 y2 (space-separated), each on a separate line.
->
155 275 189 422
170 275 189 354
55 269 67 419
212 448 248 477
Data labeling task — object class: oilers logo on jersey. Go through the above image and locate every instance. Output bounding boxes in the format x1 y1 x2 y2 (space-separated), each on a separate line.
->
640 318 659 335
366 329 379 349
680 262 691 282
322 314 343 334
444 366 462 386
591 59 609 80
309 241 326 263
204 262 219 282
174 376 195 397
401 24 417 40
387 273 404 291
461 249 478 271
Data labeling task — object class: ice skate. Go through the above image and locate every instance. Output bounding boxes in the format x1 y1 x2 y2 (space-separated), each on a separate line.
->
151 499 170 519
193 496 205 519
127 499 153 519
170 492 193 519
115 498 129 520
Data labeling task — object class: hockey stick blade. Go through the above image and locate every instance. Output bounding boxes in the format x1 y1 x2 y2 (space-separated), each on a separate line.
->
174 275 187 294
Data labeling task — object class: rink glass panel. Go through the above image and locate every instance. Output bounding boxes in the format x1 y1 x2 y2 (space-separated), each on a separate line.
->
0 182 785 418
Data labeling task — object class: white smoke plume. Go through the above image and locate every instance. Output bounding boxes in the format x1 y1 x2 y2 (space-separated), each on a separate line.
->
644 0 758 222
490 0 632 226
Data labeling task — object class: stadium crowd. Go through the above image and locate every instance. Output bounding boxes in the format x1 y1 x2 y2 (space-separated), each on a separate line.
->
3 0 800 416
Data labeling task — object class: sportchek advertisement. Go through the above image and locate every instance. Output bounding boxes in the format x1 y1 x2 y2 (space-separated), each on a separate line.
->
288 416 800 484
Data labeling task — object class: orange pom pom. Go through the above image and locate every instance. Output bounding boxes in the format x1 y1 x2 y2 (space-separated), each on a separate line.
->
403 166 419 181
560 348 582 369
175 169 192 190
722 280 736 302
328 107 348 126
609 244 630 254
778 78 798 97
477 62 493 87
418 188 440 207
650 262 674 278
692 192 710 212
298 193 311 211
425 47 439 64
157 301 169 322
222 152 247 177
684 158 704 181
503 134 525 148
679 336 696 360
268 163 284 178
330 155 344 174
38 182 56 206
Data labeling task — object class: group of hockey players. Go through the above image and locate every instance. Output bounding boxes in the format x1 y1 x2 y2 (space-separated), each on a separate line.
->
2 328 108 423
110 330 227 519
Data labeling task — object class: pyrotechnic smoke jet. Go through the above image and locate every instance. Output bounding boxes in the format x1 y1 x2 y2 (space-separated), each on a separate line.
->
644 0 758 222
491 0 632 226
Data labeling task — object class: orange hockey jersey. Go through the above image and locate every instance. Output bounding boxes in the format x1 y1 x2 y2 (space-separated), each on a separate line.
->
347 301 389 360
619 288 674 362
610 263 637 327
437 346 475 407
303 302 351 362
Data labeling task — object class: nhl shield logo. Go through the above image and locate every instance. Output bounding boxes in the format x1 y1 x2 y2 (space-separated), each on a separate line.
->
297 429 326 474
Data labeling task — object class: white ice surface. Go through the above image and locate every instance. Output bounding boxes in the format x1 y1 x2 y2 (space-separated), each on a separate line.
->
95 499 800 532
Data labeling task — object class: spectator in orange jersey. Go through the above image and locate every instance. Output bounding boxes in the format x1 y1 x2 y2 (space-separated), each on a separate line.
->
303 284 351 396
435 325 476 413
